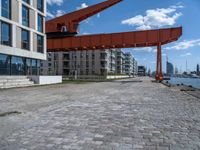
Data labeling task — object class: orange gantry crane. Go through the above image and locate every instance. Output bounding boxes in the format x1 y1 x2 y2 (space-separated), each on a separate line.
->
46 0 182 81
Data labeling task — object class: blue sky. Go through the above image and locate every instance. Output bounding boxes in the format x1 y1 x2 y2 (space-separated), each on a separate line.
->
46 0 200 73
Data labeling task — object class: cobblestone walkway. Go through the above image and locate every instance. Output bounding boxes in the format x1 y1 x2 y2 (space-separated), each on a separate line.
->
0 78 200 150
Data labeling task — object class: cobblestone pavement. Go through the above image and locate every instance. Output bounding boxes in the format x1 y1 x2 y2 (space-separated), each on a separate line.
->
0 77 200 150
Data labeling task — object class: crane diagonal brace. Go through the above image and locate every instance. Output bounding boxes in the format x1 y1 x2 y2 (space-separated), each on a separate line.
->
46 0 122 35
47 27 182 51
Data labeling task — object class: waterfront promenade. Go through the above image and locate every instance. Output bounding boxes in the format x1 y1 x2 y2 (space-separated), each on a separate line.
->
0 77 200 150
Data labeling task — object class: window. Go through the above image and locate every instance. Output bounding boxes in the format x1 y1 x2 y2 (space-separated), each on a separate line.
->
86 69 89 75
37 0 43 12
54 53 58 60
21 29 30 50
1 0 11 19
38 14 43 32
86 61 89 68
48 53 51 57
1 21 12 46
22 5 29 27
0 54 11 75
26 58 31 75
37 60 41 75
92 61 95 66
86 53 89 59
37 35 44 53
92 70 95 75
23 0 30 4
80 53 83 58
32 59 37 75
0 55 42 75
92 53 95 59
11 56 26 75
63 54 70 60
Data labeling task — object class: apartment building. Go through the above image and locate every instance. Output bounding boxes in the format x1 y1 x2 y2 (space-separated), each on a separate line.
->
115 49 125 74
41 49 118 76
0 0 46 75
124 52 133 75
133 57 138 76
41 49 138 76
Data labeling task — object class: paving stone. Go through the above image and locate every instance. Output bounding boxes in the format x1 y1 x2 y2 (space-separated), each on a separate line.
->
0 77 200 150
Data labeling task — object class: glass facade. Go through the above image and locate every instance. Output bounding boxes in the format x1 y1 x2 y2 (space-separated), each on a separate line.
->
26 58 32 75
0 54 11 75
0 0 45 76
21 29 30 50
32 59 37 75
37 35 44 53
38 14 43 32
22 0 30 4
1 21 12 46
37 0 44 12
1 0 11 19
0 54 41 75
11 56 26 75
22 5 29 27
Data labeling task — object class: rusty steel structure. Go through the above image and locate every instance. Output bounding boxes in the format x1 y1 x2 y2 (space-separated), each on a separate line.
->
46 0 182 81
46 0 123 36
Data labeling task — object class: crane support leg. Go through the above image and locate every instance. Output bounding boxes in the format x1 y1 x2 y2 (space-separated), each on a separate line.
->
156 43 163 81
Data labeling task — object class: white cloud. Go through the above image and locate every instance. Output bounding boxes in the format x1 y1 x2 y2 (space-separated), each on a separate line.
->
46 10 65 19
165 39 200 50
47 0 63 6
121 4 183 30
46 11 55 18
170 3 184 9
55 10 65 17
133 47 156 53
181 53 192 57
76 3 88 10
82 32 90 35
97 13 101 18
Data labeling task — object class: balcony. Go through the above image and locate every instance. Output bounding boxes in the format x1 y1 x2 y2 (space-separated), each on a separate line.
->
63 54 70 61
101 61 107 68
110 60 116 64
63 62 70 68
110 53 116 58
100 53 108 60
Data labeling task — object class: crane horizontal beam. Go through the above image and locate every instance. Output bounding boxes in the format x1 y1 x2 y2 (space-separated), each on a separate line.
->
47 27 182 52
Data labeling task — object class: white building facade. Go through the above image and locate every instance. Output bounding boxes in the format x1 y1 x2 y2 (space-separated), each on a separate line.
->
133 57 138 76
41 49 123 76
115 49 125 74
0 0 46 75
41 49 138 77
124 52 134 75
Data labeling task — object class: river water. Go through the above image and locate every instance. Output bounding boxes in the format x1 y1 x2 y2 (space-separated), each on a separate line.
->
167 77 200 89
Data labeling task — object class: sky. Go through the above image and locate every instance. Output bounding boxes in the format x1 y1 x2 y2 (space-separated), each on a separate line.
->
46 0 200 73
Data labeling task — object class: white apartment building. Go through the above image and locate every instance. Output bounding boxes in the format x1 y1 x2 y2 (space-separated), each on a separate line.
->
41 49 121 76
133 57 138 76
0 0 46 75
115 49 125 74
124 52 134 75
41 49 138 76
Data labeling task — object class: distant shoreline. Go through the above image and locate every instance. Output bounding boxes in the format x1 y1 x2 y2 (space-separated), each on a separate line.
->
164 77 200 89
162 80 200 99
